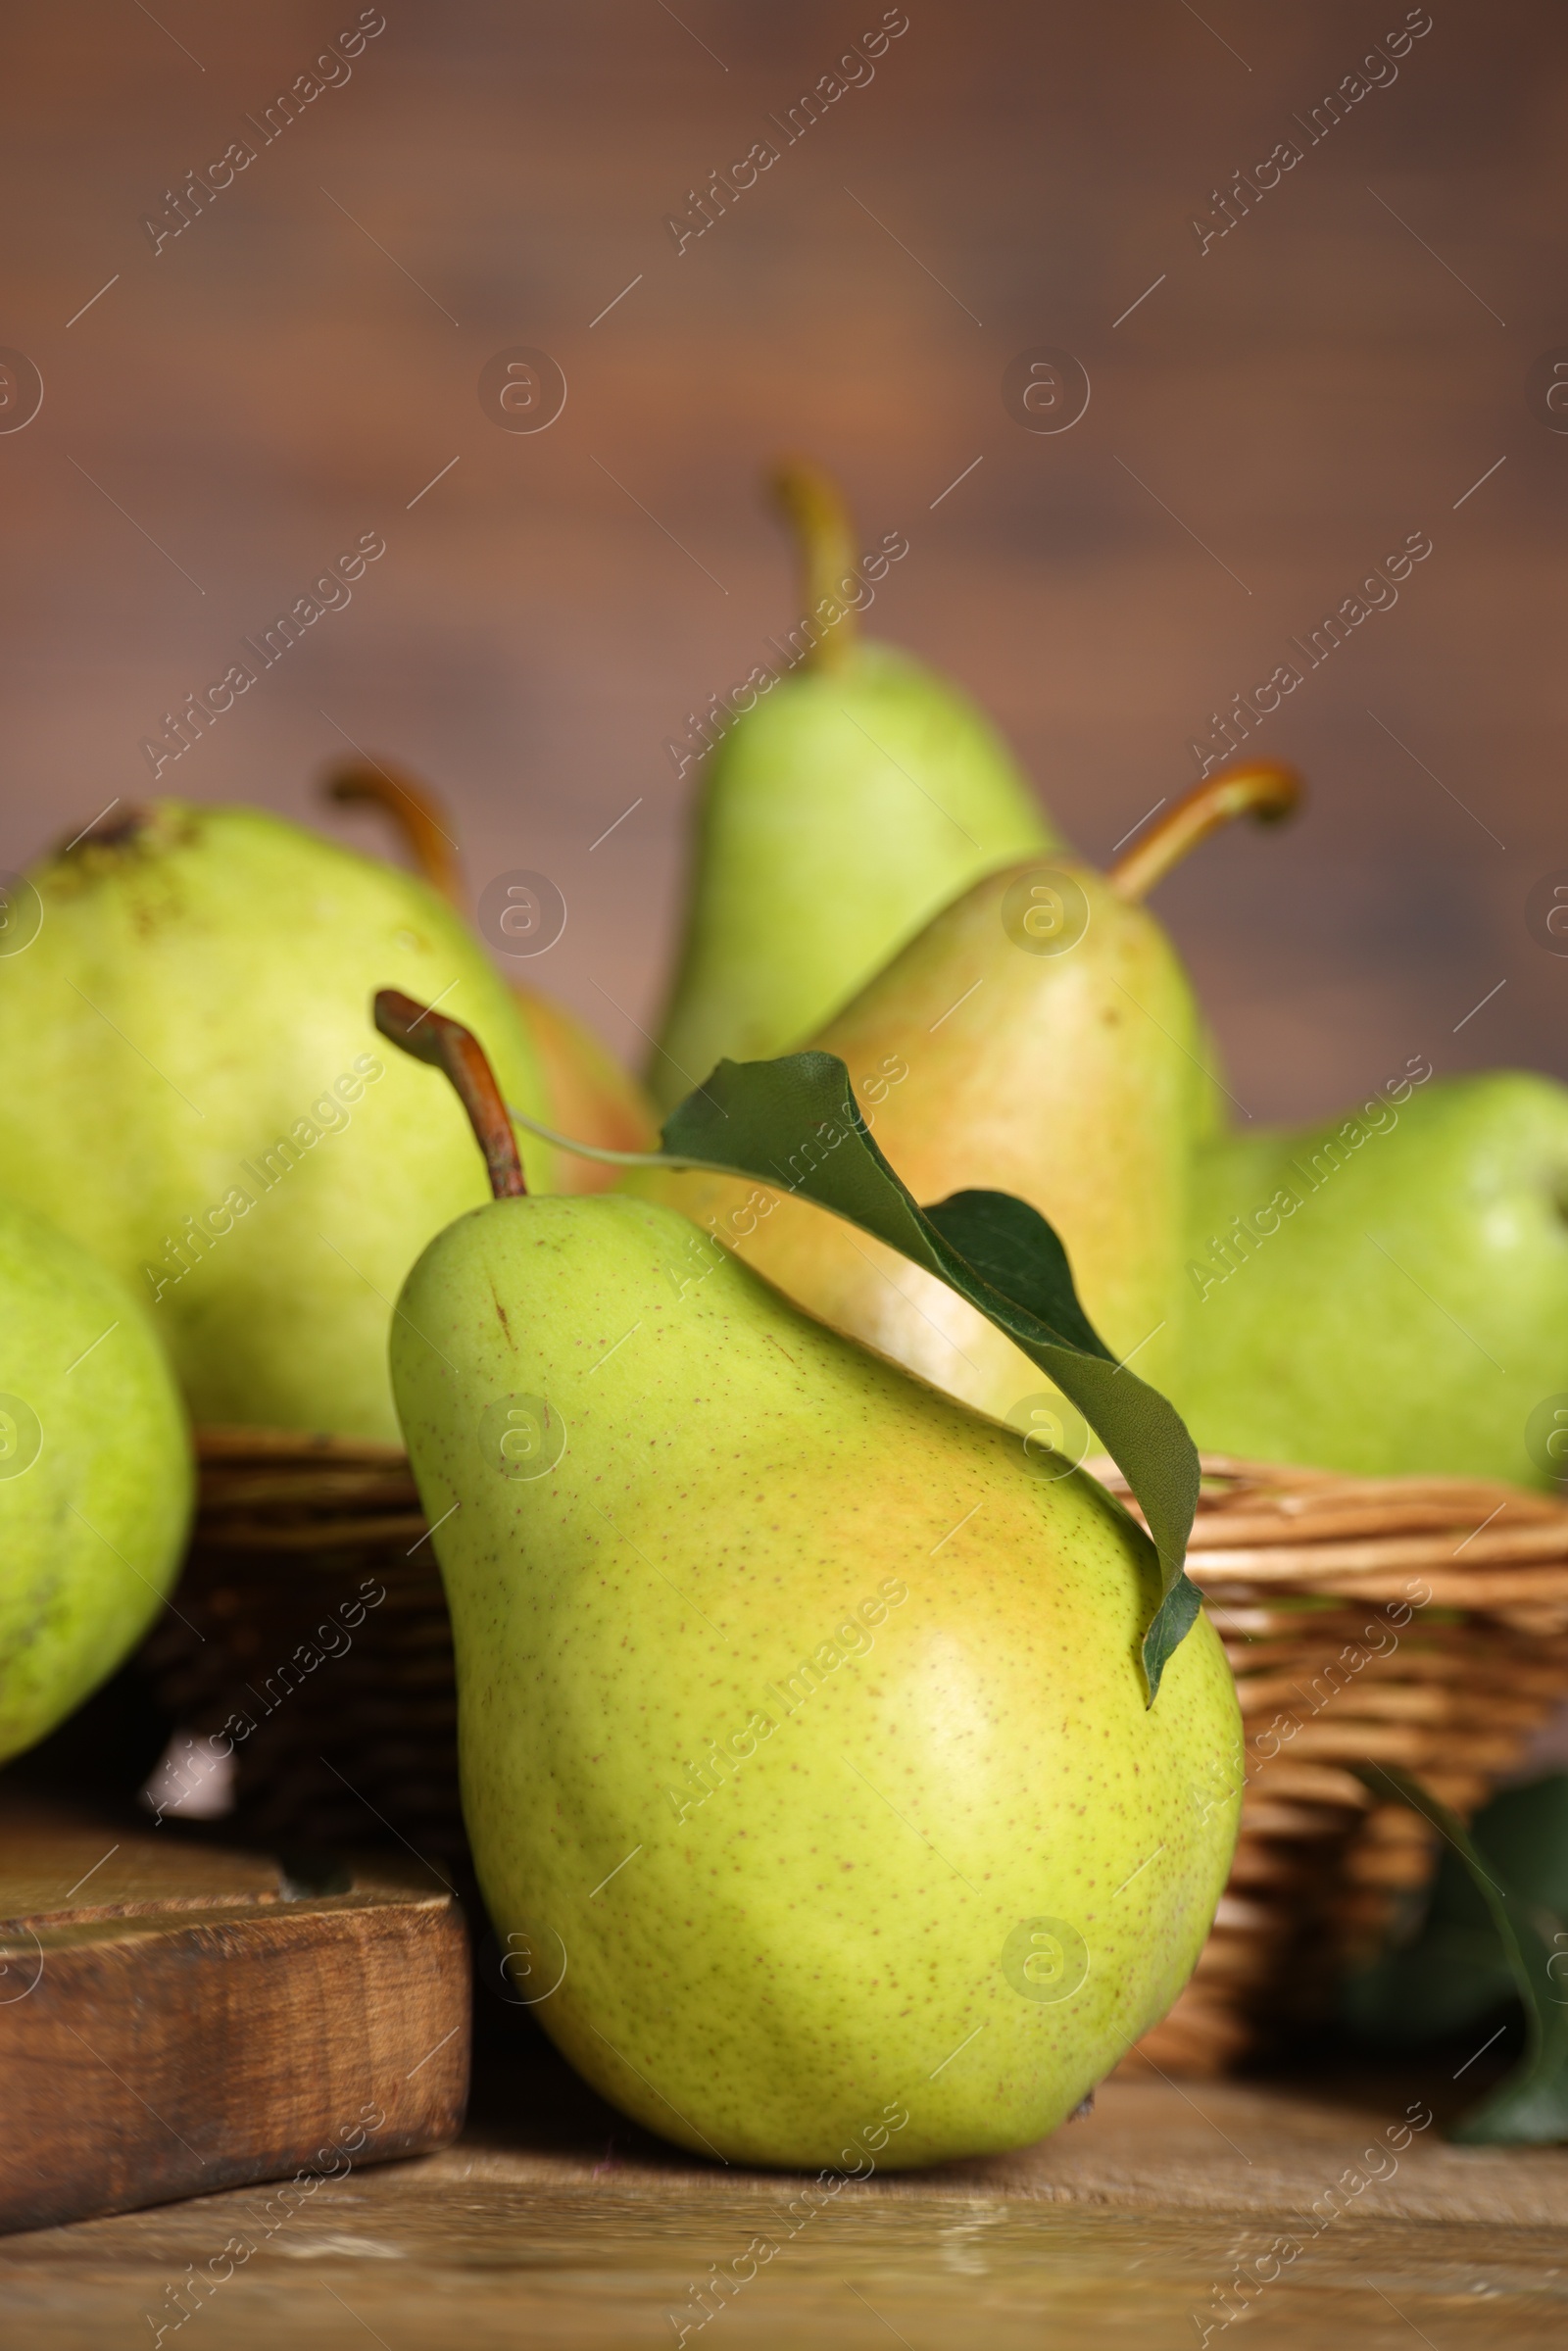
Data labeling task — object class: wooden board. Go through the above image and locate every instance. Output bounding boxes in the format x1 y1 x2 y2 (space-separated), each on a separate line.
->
0 1804 468 2236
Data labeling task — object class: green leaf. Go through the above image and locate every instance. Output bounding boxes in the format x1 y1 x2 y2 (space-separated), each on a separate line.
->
922 1190 1106 1359
1352 1763 1568 2143
660 1053 1201 1700
1341 1920 1516 2049
1341 1777 1568 2049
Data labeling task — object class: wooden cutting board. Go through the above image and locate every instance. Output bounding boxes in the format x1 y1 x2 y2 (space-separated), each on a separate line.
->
0 1802 469 2235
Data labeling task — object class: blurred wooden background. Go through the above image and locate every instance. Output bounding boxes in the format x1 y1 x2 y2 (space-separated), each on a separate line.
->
1 0 1563 1123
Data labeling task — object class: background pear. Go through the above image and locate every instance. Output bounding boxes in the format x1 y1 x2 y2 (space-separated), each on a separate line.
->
1170 1070 1568 1483
649 458 1058 1112
0 1197 192 1765
325 759 656 1191
631 765 1298 1427
0 801 554 1442
382 993 1241 2171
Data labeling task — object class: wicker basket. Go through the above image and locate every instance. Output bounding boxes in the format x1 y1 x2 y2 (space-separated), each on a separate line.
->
139 1430 463 1881
1105 1455 1568 2074
139 1434 1568 2076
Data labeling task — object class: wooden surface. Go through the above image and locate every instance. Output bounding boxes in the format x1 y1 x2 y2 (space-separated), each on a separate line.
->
0 1808 469 2235
3 2040 1567 2346
1 1 1565 1124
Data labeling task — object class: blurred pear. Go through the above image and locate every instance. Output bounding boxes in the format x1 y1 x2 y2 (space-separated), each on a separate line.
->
0 801 552 1440
649 457 1059 1112
1172 1071 1568 1484
0 1197 191 1766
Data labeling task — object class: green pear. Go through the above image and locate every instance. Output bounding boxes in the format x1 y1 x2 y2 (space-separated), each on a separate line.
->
649 459 1059 1112
1171 1070 1568 1484
382 992 1241 2170
0 801 554 1442
631 766 1298 1426
0 1197 192 1765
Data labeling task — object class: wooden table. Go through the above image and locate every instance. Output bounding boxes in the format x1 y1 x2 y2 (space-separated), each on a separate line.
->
5 2035 1566 2347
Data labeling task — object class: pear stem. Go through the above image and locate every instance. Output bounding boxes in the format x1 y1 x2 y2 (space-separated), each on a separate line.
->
374 989 527 1199
769 456 858 673
325 760 467 913
1106 761 1302 904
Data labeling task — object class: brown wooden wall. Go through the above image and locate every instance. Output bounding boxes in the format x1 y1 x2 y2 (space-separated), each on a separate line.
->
1 0 1562 1122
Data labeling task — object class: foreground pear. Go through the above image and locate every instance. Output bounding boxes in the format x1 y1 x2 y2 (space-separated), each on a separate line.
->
383 993 1241 2170
1172 1070 1568 1485
0 802 553 1441
325 759 657 1192
650 459 1057 1112
632 766 1298 1426
0 1198 192 1764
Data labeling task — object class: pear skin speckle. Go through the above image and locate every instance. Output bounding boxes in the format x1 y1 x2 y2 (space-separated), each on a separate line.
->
393 1194 1241 2171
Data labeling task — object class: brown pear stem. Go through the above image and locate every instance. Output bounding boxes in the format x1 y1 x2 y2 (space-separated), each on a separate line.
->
325 760 467 913
374 989 526 1200
1106 761 1302 904
768 456 858 673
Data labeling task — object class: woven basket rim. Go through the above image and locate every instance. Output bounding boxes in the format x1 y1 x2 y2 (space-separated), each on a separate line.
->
188 1431 1568 1608
195 1424 409 1465
195 1428 1568 1510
